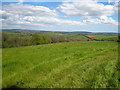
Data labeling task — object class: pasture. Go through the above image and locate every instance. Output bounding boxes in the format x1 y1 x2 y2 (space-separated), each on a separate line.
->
2 41 119 88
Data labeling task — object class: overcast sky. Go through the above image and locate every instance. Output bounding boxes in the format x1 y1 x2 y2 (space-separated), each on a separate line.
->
1 0 120 32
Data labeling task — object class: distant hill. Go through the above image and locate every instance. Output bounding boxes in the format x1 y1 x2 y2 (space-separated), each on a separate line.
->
2 29 118 34
70 31 92 33
2 29 23 31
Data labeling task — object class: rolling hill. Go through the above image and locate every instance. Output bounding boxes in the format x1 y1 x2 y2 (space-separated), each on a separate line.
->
2 41 119 88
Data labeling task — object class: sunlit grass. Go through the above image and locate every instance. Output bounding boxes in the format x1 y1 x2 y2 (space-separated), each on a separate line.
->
2 41 119 88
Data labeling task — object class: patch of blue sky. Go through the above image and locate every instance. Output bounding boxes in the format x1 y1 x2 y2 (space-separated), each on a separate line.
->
23 2 61 9
98 2 115 5
2 2 18 5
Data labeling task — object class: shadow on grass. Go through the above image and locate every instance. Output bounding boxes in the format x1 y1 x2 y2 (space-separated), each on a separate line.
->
8 85 20 88
2 85 21 90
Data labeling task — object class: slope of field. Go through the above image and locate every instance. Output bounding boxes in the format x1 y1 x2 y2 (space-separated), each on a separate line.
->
91 35 118 41
64 34 87 39
2 41 119 88
63 34 89 41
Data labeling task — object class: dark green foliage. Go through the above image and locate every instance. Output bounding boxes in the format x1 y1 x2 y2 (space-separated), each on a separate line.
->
32 34 61 44
2 32 68 48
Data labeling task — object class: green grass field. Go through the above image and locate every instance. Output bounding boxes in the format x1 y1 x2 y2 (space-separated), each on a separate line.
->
2 41 119 88
91 35 118 41
64 34 87 39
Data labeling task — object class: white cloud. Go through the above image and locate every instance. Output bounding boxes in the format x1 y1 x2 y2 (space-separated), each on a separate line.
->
1 3 85 30
1 3 59 26
83 16 118 25
19 0 23 3
0 10 6 15
2 4 57 17
57 0 119 25
57 0 116 17
23 16 85 26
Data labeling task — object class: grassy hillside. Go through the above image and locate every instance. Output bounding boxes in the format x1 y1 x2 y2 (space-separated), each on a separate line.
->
2 41 119 88
64 34 89 41
91 35 118 41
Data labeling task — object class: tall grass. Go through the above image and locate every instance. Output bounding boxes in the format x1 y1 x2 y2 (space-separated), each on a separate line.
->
2 41 119 88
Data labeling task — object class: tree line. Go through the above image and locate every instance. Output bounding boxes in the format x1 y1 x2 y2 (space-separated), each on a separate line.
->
2 33 69 48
